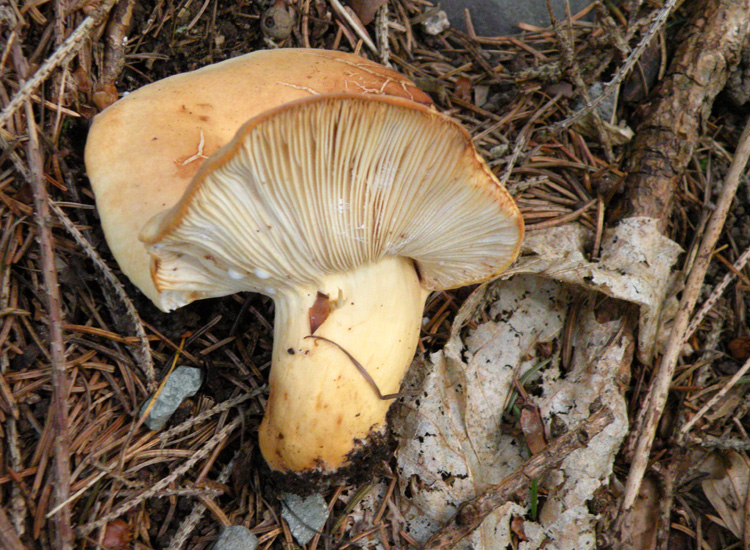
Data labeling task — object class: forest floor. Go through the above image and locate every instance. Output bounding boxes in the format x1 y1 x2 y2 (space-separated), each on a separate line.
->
2 0 750 549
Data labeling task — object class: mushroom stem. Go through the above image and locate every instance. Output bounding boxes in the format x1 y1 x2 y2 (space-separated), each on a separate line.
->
259 256 429 473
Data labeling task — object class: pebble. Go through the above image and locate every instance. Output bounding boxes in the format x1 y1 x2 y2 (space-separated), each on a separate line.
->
140 366 203 431
214 525 258 550
280 492 329 545
422 11 450 35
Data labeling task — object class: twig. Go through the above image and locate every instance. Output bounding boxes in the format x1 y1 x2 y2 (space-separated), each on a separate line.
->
0 0 118 130
117 486 224 499
618 115 750 515
158 389 262 443
684 434 750 450
655 457 681 550
499 94 561 188
328 0 378 55
6 419 25 537
80 416 242 535
548 0 614 162
301 0 311 48
49 201 156 391
684 244 750 340
94 0 135 109
422 406 614 550
555 0 678 131
0 220 25 536
166 453 238 550
0 506 26 550
375 3 391 67
23 98 74 549
678 354 750 438
618 0 749 230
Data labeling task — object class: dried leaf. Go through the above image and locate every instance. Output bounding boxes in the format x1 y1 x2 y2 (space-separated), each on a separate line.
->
510 515 528 541
101 519 131 550
455 76 472 103
704 389 742 423
520 405 547 455
571 115 634 145
729 337 750 360
346 0 386 25
615 476 659 549
506 219 683 364
92 83 119 111
703 451 750 539
394 275 630 548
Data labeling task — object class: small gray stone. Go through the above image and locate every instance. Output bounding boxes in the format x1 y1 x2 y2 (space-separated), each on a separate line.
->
582 82 616 122
280 492 329 545
214 525 258 550
422 11 450 36
488 143 508 159
140 366 203 430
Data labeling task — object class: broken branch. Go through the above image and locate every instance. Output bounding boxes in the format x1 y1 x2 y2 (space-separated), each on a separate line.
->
422 406 615 550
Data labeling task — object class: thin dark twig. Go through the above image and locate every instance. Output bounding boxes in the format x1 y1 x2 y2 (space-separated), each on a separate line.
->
49 200 156 390
23 98 74 549
555 0 678 131
304 335 407 400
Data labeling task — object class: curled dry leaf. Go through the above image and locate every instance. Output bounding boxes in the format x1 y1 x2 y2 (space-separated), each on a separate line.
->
309 291 331 334
511 515 529 541
702 450 750 539
506 218 683 365
614 475 659 550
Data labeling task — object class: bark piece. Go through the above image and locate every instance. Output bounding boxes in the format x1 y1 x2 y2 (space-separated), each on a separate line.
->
621 0 750 231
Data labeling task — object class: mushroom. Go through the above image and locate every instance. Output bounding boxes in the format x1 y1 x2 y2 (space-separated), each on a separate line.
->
85 49 523 478
85 48 431 309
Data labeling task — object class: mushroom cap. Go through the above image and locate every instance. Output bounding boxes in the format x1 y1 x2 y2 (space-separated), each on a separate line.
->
139 93 523 309
85 49 431 308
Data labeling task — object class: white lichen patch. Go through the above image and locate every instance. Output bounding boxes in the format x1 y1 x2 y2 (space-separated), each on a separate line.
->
394 273 630 549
